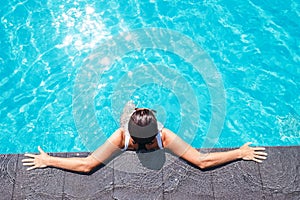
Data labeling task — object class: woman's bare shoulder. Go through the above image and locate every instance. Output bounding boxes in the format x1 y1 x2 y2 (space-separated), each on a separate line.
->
161 128 177 146
161 128 176 136
107 128 126 148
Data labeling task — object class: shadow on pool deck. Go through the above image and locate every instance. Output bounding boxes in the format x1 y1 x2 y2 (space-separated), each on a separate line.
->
0 146 299 200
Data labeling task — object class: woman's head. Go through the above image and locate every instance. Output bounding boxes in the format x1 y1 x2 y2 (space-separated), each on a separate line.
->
128 108 158 147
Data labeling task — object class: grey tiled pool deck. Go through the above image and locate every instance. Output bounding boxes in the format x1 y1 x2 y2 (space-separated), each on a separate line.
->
0 146 299 200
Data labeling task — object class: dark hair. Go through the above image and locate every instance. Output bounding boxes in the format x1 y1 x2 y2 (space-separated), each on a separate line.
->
128 108 158 150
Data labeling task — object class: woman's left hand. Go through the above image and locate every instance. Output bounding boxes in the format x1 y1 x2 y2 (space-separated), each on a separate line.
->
239 142 268 163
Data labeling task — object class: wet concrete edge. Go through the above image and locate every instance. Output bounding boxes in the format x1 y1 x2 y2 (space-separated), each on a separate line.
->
0 146 298 200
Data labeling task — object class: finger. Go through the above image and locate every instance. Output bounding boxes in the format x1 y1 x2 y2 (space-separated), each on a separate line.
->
38 146 45 154
254 155 267 160
253 158 263 163
23 162 35 166
22 158 35 162
24 153 36 158
255 152 268 156
253 147 266 151
26 166 37 171
244 142 252 146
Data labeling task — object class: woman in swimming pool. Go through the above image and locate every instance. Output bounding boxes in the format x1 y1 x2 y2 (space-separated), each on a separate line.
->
22 105 267 172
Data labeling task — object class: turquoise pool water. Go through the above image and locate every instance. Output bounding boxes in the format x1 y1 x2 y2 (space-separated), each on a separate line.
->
0 0 299 154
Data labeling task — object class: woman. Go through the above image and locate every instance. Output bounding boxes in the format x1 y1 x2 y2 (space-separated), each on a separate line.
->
22 107 267 172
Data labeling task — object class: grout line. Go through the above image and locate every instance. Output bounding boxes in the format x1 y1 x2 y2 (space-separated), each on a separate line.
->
112 158 115 199
258 162 266 199
10 154 19 200
211 171 216 200
61 153 66 200
162 164 165 200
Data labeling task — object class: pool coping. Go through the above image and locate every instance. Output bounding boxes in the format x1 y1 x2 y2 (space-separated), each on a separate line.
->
0 146 299 199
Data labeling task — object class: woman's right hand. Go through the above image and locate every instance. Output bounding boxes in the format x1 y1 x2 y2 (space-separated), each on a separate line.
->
22 146 50 170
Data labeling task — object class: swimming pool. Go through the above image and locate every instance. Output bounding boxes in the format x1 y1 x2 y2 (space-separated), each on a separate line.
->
1 0 299 154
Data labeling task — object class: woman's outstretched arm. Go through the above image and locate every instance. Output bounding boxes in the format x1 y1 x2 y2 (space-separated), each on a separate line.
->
22 129 124 172
162 128 267 169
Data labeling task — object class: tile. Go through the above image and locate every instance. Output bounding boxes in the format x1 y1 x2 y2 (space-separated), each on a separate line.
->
13 153 66 200
63 152 114 200
0 154 18 200
259 146 300 198
211 148 264 199
162 153 214 200
113 150 164 200
267 191 300 200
